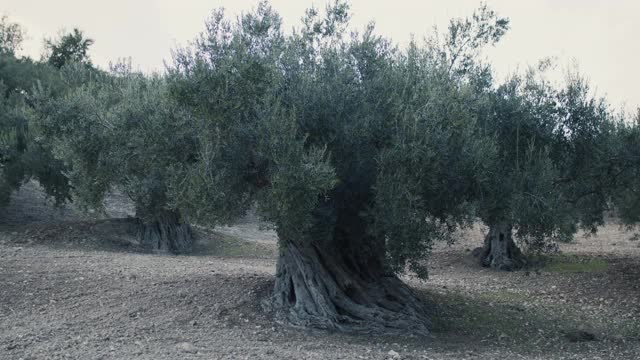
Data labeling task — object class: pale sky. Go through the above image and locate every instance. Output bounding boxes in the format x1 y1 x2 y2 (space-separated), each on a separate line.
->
3 0 639 111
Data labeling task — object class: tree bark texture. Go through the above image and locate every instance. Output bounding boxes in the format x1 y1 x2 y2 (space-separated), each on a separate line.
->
478 223 526 271
263 185 432 335
137 210 194 254
264 241 431 335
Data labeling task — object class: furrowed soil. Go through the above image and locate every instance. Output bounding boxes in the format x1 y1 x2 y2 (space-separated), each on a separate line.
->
1 183 640 359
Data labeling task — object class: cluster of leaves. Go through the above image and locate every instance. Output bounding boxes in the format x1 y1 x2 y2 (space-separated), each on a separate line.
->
607 109 640 225
1 17 193 225
34 63 199 222
469 66 627 254
44 28 94 69
0 17 71 206
422 7 627 254
0 15 25 56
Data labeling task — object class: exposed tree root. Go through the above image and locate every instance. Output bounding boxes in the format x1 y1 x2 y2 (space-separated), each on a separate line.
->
263 241 432 335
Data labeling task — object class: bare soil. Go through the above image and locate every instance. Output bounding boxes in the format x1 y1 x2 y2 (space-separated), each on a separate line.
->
1 183 640 359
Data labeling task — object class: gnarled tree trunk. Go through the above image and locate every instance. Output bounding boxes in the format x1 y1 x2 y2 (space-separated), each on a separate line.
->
262 182 433 334
137 210 194 254
477 223 526 271
263 241 431 335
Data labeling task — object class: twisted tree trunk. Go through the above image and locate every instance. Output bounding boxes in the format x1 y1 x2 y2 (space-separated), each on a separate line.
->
137 210 194 254
478 223 526 271
264 241 431 335
254 176 435 334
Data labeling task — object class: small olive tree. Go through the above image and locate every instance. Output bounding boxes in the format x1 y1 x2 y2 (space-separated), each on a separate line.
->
0 15 26 56
167 1 493 334
34 66 198 253
43 28 94 69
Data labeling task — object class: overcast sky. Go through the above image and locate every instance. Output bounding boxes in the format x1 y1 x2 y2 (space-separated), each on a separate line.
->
4 0 639 111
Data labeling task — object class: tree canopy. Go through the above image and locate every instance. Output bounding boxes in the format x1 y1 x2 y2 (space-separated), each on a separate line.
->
416 6 622 270
470 68 617 269
606 108 640 225
34 63 198 252
44 28 94 69
0 20 71 206
0 15 26 55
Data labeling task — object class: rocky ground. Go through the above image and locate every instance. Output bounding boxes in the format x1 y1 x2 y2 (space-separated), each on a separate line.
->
1 183 640 359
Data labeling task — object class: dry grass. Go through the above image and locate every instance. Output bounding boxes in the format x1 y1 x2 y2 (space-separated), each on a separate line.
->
542 256 609 273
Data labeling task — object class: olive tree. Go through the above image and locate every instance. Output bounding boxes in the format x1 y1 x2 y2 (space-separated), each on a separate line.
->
423 6 621 270
420 6 543 270
167 1 493 334
470 71 571 270
34 65 197 253
466 65 621 271
43 28 94 69
609 109 640 225
0 18 71 206
0 15 26 55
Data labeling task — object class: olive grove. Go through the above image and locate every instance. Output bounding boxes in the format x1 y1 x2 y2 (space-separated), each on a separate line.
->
3 1 639 336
